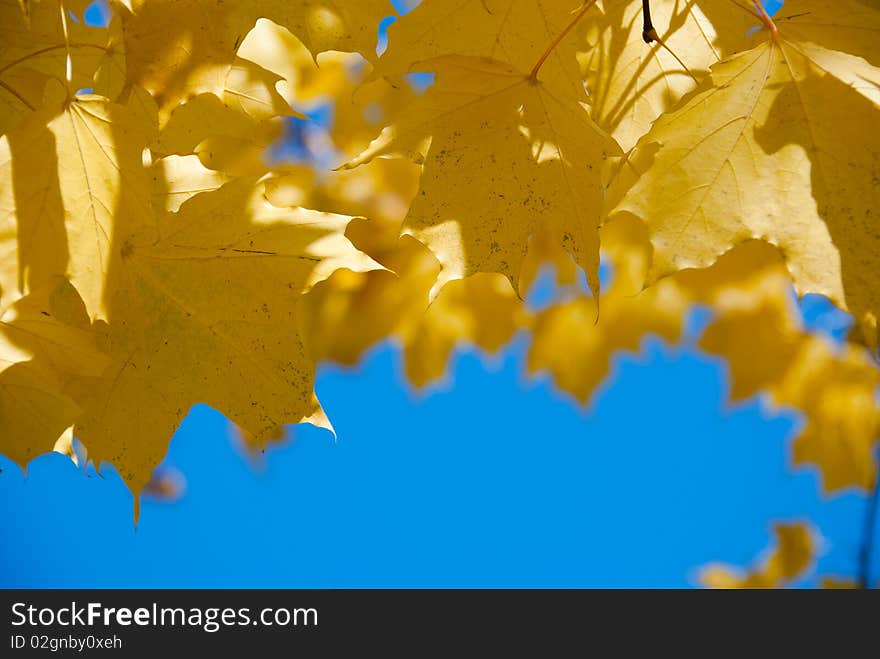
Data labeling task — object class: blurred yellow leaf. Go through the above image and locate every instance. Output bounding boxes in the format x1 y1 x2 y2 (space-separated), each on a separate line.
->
698 254 880 492
528 216 687 404
114 0 394 112
699 522 815 589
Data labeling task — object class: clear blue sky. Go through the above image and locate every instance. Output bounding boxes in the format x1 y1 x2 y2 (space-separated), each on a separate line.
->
1 0 876 588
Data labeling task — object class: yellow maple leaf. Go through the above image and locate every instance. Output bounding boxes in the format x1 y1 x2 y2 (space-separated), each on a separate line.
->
771 0 880 66
64 175 379 494
0 278 107 466
114 0 394 112
150 154 231 213
299 208 524 390
266 157 521 383
402 273 524 389
699 522 815 588
0 82 153 317
610 0 880 349
377 0 592 103
152 92 284 176
234 19 421 160
582 0 755 150
528 215 687 404
299 221 441 367
0 0 111 135
693 243 880 492
346 54 620 297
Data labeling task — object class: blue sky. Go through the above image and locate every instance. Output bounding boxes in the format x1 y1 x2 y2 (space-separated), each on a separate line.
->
0 283 873 586
1 0 876 588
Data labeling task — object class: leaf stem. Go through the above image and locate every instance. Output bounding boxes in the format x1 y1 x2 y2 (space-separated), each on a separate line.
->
529 0 596 82
751 0 778 35
723 0 761 20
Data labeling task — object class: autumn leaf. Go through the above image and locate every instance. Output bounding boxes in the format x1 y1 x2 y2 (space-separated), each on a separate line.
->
346 54 620 297
610 0 880 349
300 221 441 367
528 216 687 404
402 273 524 389
771 0 880 66
67 176 378 494
377 0 592 103
113 0 394 112
0 0 111 135
660 237 880 492
299 214 524 390
582 0 755 150
150 154 231 213
0 278 107 466
0 82 154 317
150 93 281 176
699 522 815 588
701 297 880 493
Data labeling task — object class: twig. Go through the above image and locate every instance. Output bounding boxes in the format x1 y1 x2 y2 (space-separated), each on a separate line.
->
642 0 657 43
640 0 697 82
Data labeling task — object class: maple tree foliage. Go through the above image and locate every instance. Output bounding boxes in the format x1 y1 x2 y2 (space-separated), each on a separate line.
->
1 0 879 584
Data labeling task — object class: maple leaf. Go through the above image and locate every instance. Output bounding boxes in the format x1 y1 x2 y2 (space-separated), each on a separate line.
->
402 273 524 389
299 213 524 389
150 154 231 213
0 82 153 317
582 0 755 150
771 0 880 66
66 175 378 495
152 92 285 176
300 219 442 367
609 0 880 349
700 289 880 493
346 54 621 297
0 55 378 497
528 215 879 491
377 0 592 103
667 236 880 492
528 216 687 404
113 0 394 112
0 278 107 466
699 522 815 588
0 0 111 135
